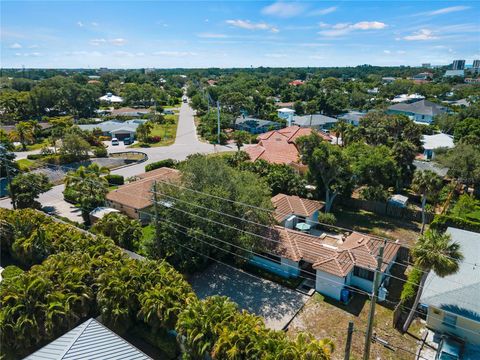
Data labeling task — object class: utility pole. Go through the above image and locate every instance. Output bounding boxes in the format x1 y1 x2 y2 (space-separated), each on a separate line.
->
216 100 221 146
344 321 354 360
152 181 161 244
5 161 16 210
363 240 386 360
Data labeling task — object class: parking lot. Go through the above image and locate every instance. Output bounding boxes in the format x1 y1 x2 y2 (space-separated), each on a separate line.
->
189 262 308 330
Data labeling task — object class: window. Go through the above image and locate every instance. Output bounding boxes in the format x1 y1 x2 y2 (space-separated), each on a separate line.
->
258 252 281 265
353 266 374 281
443 313 457 328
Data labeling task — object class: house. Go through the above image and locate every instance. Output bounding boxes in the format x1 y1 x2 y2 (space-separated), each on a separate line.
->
387 100 449 124
250 226 400 301
465 78 480 84
444 70 465 78
24 318 152 359
106 167 180 222
235 116 282 134
338 111 367 126
411 72 433 83
275 101 295 109
443 98 471 107
78 119 148 140
390 93 425 103
422 133 454 160
277 107 295 122
292 114 338 130
271 193 324 227
99 92 123 103
89 206 120 224
420 227 480 347
244 126 331 170
289 80 305 86
382 77 396 84
110 107 151 117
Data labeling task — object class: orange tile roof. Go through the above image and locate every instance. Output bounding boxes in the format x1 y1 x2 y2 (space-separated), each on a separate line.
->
271 193 324 222
245 126 331 166
266 226 400 277
106 167 180 210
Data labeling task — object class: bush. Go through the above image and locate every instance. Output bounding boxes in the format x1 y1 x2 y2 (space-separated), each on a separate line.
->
99 135 111 141
147 135 161 143
317 212 336 225
360 185 389 202
430 214 480 233
26 154 44 160
105 174 124 186
93 146 108 158
63 187 78 203
145 159 178 172
400 267 422 304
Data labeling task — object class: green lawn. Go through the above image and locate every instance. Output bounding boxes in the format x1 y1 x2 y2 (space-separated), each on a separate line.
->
16 159 36 171
130 116 178 148
15 139 49 152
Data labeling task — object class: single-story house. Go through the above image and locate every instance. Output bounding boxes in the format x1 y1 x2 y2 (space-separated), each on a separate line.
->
250 226 400 301
422 133 454 160
411 72 433 82
24 318 152 359
110 107 151 117
292 114 338 130
106 167 180 223
99 92 123 103
413 160 449 178
390 93 425 104
235 116 282 134
277 107 295 121
337 111 367 126
89 206 120 224
444 70 465 78
420 227 480 346
78 119 148 140
387 100 449 124
272 193 324 227
443 99 471 107
244 126 331 171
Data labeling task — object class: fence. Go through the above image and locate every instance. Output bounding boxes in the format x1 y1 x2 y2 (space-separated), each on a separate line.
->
339 197 434 224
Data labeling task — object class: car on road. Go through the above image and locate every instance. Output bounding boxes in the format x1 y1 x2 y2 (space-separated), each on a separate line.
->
436 335 464 360
111 138 119 146
123 137 133 145
182 96 188 103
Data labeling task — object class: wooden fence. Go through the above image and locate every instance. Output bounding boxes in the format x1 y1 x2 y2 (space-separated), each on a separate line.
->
339 197 434 224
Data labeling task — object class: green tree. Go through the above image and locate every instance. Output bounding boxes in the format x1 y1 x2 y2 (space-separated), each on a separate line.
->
92 212 142 250
59 132 90 163
454 117 480 144
136 121 154 143
232 130 250 151
9 173 52 209
411 170 443 234
9 121 35 151
402 230 463 332
451 194 478 218
297 135 353 212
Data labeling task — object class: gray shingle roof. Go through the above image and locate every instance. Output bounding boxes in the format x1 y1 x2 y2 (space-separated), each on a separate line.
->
420 228 480 321
388 100 448 117
24 318 152 360
292 114 337 127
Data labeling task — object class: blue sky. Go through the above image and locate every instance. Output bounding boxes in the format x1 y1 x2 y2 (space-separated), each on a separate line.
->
1 1 479 68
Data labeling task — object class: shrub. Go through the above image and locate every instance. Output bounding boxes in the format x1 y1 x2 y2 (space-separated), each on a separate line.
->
99 135 111 141
400 267 422 304
26 154 44 160
93 146 108 158
430 214 480 233
63 187 78 203
360 185 389 202
147 135 161 143
145 159 178 172
105 174 124 186
317 212 336 225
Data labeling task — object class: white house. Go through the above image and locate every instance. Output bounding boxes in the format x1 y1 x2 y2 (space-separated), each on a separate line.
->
422 133 454 160
99 92 123 103
277 108 295 124
420 227 480 348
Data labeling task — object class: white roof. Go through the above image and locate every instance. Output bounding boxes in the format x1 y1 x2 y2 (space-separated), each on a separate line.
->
422 133 454 150
390 93 425 103
277 108 295 113
99 93 124 103
89 207 120 219
389 194 408 204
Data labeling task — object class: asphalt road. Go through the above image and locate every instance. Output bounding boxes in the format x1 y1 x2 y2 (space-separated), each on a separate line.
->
2 102 234 222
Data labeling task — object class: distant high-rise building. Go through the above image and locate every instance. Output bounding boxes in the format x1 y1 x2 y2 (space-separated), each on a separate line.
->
473 60 480 69
422 63 431 68
452 60 466 70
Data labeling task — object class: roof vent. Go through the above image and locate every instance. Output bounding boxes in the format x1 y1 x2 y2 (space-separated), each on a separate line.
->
357 237 364 244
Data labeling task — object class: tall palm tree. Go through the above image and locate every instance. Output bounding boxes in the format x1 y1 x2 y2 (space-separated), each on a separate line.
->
411 170 443 234
9 121 35 150
402 230 463 332
332 120 348 146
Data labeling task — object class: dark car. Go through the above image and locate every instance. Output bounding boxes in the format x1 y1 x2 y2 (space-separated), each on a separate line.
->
436 335 464 360
123 137 133 145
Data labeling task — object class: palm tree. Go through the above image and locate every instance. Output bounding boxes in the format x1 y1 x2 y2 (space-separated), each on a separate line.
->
411 170 443 234
332 120 348 146
402 230 463 332
9 121 35 150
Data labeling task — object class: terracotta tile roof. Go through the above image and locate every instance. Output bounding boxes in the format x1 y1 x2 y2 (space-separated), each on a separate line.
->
106 167 180 210
245 126 330 166
271 193 324 222
266 226 400 277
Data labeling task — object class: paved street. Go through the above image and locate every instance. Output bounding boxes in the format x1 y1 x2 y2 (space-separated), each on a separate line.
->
2 102 234 222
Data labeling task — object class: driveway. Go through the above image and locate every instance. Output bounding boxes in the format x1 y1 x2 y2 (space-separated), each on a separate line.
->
189 263 308 330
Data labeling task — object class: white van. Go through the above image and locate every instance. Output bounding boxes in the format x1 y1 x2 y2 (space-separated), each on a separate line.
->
111 138 119 146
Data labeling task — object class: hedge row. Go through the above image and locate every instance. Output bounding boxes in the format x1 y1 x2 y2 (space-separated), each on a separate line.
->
430 214 480 233
145 158 178 172
105 174 125 185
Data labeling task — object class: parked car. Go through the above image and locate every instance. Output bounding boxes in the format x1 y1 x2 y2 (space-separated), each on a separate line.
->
436 335 464 360
123 137 133 145
111 138 119 146
182 97 188 103
163 109 174 115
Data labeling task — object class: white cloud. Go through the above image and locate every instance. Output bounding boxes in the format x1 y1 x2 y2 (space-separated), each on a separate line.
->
14 52 41 57
197 33 228 39
425 6 470 16
310 6 337 16
319 21 387 37
261 2 306 18
153 51 197 57
110 38 127 46
383 50 391 54
226 19 279 33
403 29 438 41
9 43 22 49
77 21 84 27
90 38 107 46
